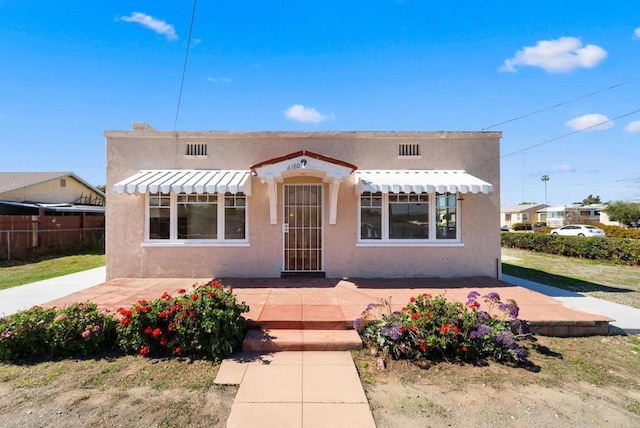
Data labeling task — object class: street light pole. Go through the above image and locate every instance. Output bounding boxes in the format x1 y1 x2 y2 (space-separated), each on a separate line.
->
541 175 549 205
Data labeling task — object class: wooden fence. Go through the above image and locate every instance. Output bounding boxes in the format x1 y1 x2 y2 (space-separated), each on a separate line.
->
0 214 105 261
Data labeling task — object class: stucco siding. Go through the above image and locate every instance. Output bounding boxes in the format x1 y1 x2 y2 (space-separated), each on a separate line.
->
105 130 500 279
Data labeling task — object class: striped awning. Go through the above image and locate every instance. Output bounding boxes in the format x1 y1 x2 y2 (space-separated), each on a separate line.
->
114 170 251 195
355 170 493 194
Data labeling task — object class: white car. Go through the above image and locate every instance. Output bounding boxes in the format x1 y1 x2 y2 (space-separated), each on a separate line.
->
550 224 606 237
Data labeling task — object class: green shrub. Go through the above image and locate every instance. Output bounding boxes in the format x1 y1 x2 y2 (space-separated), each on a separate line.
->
117 280 248 362
501 233 640 265
0 303 117 361
354 292 530 366
48 303 118 357
601 225 640 239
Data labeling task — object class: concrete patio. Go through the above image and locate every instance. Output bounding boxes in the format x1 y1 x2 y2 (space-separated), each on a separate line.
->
42 275 613 341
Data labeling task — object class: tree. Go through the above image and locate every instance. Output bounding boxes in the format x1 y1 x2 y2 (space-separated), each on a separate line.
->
603 201 640 227
576 194 601 205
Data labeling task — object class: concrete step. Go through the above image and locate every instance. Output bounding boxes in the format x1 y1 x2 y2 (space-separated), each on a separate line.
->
242 328 363 352
245 303 352 331
246 319 352 330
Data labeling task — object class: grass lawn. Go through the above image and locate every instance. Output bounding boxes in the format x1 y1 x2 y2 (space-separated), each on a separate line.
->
502 247 640 308
0 253 105 290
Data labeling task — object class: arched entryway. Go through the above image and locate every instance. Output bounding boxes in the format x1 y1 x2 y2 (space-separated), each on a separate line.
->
251 151 356 276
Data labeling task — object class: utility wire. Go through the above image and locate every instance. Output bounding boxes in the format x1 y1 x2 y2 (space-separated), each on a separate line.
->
549 177 638 189
482 76 640 131
174 0 198 130
500 107 640 158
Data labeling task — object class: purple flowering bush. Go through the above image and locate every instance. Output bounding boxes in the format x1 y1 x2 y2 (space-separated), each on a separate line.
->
0 302 117 361
355 291 531 366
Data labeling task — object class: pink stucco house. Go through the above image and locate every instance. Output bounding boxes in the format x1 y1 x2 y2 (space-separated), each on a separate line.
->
105 124 501 279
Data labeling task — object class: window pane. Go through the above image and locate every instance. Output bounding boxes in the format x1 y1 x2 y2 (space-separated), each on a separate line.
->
225 207 245 239
224 194 246 239
389 197 428 239
361 207 382 239
178 194 217 239
149 207 170 239
436 193 457 239
149 193 170 239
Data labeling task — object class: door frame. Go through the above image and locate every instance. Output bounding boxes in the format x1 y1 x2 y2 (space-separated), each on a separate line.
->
282 183 324 274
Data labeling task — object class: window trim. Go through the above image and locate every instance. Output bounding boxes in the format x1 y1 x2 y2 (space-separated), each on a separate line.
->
144 192 249 246
357 191 462 246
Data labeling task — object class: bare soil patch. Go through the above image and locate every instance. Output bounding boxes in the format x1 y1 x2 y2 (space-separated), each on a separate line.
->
1 335 638 427
355 334 640 427
0 355 236 428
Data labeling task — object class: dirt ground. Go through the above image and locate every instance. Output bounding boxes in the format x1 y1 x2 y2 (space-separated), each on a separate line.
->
355 334 640 428
1 334 639 427
0 356 237 428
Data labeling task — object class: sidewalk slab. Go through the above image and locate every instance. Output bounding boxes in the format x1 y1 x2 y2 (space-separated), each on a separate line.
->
219 351 376 428
0 266 106 317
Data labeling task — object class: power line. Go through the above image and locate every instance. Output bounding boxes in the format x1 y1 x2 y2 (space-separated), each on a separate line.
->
174 0 198 131
482 76 640 131
500 107 640 158
552 177 638 189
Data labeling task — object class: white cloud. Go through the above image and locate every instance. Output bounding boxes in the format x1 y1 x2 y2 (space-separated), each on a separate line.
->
566 113 613 131
207 77 231 83
119 12 178 41
549 164 576 173
625 120 640 133
500 37 607 73
634 28 640 40
285 104 333 124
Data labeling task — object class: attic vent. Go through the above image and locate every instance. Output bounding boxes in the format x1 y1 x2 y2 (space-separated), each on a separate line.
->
185 143 208 157
398 144 420 157
60 178 66 188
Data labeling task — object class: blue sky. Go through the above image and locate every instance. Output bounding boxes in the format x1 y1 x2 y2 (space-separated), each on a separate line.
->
1 1 639 206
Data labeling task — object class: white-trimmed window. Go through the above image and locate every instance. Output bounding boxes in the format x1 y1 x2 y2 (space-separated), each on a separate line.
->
359 192 460 243
147 192 247 243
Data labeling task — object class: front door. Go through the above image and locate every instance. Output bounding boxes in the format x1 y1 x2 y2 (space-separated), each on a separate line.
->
283 184 323 273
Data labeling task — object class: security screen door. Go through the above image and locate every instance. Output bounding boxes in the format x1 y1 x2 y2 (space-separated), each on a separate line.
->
283 184 323 272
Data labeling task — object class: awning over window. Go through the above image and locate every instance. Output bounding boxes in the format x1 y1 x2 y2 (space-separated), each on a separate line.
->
114 170 251 195
355 170 493 194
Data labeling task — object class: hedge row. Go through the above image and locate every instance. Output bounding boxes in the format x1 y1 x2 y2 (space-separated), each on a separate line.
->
501 233 640 266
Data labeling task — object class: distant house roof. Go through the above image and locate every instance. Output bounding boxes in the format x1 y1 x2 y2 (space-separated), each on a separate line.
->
538 204 606 213
0 200 104 214
501 203 548 213
0 172 105 199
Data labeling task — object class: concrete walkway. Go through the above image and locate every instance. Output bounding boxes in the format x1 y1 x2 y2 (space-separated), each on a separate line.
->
0 266 106 317
215 351 375 428
502 274 640 334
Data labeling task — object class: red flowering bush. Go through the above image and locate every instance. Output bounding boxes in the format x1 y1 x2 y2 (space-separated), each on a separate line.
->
116 280 248 361
355 292 531 366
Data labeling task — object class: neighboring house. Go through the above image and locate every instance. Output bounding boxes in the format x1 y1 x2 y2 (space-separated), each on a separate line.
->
0 172 105 260
0 171 105 214
537 204 605 228
105 123 501 280
500 203 548 229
